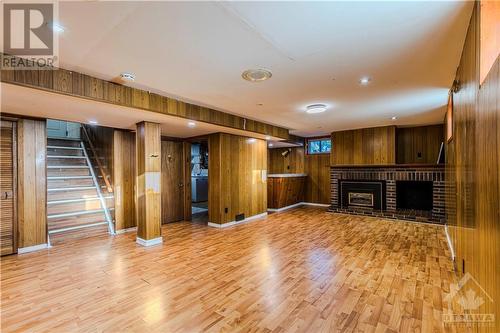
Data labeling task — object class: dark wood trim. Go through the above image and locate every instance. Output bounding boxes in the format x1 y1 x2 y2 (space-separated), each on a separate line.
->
331 164 444 169
183 142 192 221
1 61 290 140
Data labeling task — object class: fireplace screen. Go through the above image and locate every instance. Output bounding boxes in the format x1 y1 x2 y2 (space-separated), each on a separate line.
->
348 192 374 207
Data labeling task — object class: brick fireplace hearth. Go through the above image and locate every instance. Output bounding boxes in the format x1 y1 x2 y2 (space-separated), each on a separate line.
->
329 165 445 224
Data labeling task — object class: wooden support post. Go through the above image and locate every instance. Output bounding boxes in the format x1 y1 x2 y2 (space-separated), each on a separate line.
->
135 122 162 246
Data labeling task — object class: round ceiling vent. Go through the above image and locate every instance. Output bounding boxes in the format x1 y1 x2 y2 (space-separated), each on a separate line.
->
242 69 272 82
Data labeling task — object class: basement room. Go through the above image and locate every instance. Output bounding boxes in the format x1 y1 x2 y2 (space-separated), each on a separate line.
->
1 1 499 332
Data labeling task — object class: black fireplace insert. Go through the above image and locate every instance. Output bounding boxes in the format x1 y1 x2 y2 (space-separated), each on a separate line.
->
339 180 386 210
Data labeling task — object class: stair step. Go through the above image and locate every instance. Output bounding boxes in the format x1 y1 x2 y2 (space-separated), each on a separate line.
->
48 168 91 177
48 165 89 169
48 188 98 200
48 200 104 215
47 139 81 148
48 211 108 230
48 223 109 245
48 196 113 205
47 155 86 159
48 209 104 219
48 176 92 180
48 158 88 166
47 146 83 150
48 186 96 192
49 222 108 234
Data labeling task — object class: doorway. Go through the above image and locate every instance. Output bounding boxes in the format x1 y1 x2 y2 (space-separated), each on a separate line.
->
190 140 208 223
161 140 191 223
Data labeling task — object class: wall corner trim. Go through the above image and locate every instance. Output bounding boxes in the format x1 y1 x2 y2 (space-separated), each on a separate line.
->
116 227 138 234
136 237 163 247
301 202 330 207
17 243 49 254
267 202 304 212
208 212 268 228
444 225 456 261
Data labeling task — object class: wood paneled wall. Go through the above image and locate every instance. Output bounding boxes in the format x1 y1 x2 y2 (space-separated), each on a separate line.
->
331 126 396 165
304 154 331 204
267 147 330 204
446 3 499 330
83 124 114 192
209 133 267 225
1 66 289 140
135 122 162 241
396 125 444 164
17 119 47 248
113 130 136 231
267 147 304 174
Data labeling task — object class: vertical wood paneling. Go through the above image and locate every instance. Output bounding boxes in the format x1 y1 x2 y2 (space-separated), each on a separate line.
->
17 119 47 248
0 121 17 255
331 126 396 165
396 125 444 164
208 133 267 225
446 3 499 330
267 147 305 174
183 142 192 221
304 154 331 204
82 124 114 191
136 122 161 241
113 130 136 231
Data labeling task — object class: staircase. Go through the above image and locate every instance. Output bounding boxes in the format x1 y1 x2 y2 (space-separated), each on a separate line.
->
47 138 114 244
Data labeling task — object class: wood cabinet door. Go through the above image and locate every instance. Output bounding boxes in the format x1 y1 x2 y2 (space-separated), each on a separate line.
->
0 120 17 255
161 141 184 223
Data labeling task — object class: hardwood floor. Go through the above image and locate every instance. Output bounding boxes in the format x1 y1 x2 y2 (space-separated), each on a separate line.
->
1 207 461 332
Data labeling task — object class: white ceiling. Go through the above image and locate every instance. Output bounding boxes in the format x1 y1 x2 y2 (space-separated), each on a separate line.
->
4 1 473 137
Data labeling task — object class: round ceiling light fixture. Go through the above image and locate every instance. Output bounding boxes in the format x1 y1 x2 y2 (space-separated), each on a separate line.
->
359 76 371 85
306 104 327 114
120 72 136 82
242 69 272 82
187 121 196 128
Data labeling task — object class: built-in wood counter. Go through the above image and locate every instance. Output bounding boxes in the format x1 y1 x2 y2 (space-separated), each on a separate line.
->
267 174 307 210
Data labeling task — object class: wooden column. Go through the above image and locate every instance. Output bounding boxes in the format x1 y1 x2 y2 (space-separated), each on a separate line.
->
135 122 162 246
17 119 47 252
114 130 136 232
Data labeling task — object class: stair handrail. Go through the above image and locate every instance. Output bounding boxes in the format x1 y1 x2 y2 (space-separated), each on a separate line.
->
80 141 115 235
81 125 113 193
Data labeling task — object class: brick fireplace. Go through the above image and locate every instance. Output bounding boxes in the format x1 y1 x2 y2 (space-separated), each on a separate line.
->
329 165 445 224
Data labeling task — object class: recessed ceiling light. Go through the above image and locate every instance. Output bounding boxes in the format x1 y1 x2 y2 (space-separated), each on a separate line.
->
242 69 272 82
359 77 371 85
187 121 196 128
306 104 327 114
268 143 274 147
88 120 98 125
52 23 65 33
120 72 136 82
391 116 397 120
247 138 256 143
